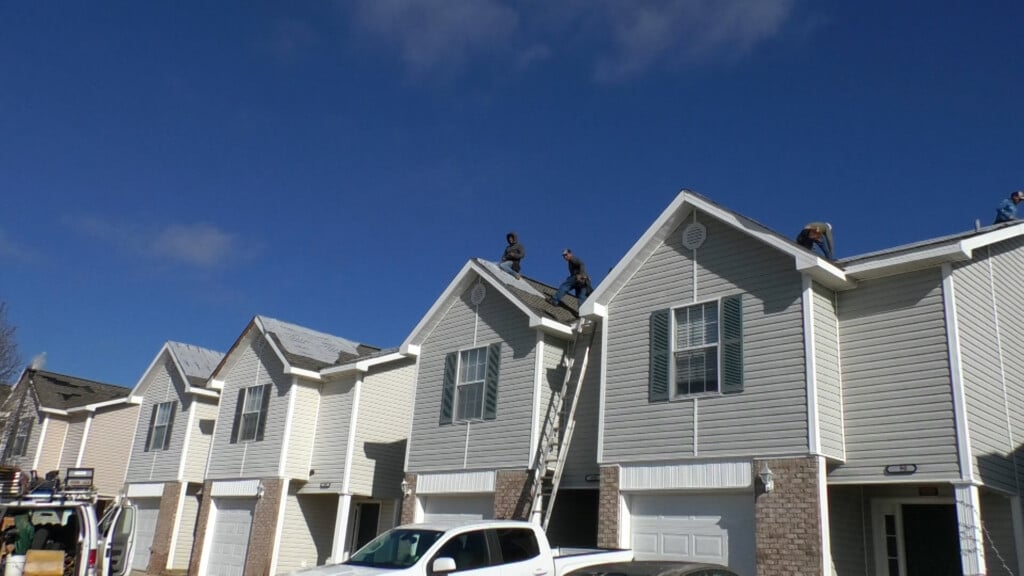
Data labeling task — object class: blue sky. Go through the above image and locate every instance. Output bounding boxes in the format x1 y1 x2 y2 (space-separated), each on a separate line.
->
1 1 1021 387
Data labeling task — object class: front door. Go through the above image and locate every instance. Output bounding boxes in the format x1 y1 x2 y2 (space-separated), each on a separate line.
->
873 499 962 576
352 502 381 552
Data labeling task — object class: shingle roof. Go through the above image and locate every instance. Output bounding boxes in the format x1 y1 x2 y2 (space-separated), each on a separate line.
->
25 370 129 410
473 258 580 324
166 341 224 388
839 220 1024 266
0 385 10 407
256 316 381 371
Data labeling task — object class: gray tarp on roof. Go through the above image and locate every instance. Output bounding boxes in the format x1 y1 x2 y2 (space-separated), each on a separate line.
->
473 258 580 325
167 341 224 388
257 316 379 371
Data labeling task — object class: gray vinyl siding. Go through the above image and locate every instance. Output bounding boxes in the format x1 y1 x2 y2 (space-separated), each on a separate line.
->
285 382 320 480
126 355 191 483
953 240 1024 492
207 336 291 479
184 398 218 482
827 485 867 576
59 415 87 469
561 323 601 488
172 484 203 570
407 282 538 472
813 282 845 461
37 416 68 474
981 490 1019 576
80 404 141 497
277 489 337 573
309 374 356 484
602 215 808 463
832 268 959 482
378 499 398 533
5 393 42 470
350 359 417 498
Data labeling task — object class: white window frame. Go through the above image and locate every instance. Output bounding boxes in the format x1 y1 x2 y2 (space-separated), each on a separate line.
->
455 346 487 422
671 298 722 398
148 401 174 451
239 385 265 442
11 417 31 457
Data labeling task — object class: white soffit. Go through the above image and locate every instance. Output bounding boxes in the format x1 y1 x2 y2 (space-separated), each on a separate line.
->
416 471 496 494
210 479 262 497
126 483 165 498
620 460 752 491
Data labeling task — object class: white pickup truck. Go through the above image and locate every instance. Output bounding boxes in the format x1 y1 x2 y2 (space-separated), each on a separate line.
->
293 520 633 576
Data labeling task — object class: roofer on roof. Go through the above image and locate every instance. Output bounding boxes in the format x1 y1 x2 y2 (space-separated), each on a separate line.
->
550 248 591 309
994 190 1024 224
499 231 525 280
796 222 834 260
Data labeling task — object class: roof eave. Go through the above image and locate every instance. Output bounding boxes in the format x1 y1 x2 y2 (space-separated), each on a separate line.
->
322 351 410 377
844 244 971 280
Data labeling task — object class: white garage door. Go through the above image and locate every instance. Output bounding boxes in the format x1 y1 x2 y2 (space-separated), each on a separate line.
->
207 498 256 576
131 498 161 571
630 493 754 574
422 495 493 526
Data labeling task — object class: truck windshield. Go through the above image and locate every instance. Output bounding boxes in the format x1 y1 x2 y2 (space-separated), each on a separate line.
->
346 529 444 569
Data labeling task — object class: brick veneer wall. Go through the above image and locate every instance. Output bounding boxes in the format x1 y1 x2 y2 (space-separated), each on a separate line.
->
187 480 214 576
754 457 823 576
246 478 286 576
147 481 183 575
597 465 620 548
493 469 532 520
400 473 418 524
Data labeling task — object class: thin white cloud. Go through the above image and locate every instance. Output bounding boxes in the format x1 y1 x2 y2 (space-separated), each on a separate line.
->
66 216 240 270
344 0 797 81
350 0 520 76
0 229 35 262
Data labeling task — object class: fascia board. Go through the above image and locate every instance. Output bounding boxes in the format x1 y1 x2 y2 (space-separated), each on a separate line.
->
959 223 1024 253
208 379 225 391
844 244 969 279
400 261 477 353
284 366 322 381
39 407 68 416
68 396 137 413
254 317 296 374
355 352 408 372
187 388 219 399
129 344 172 396
529 317 575 338
207 321 259 383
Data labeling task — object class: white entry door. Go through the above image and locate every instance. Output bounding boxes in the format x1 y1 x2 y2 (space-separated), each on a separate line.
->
131 498 161 571
421 495 493 526
629 493 754 574
207 498 256 576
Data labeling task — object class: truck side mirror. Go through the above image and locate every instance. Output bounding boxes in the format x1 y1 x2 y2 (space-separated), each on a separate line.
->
432 557 457 573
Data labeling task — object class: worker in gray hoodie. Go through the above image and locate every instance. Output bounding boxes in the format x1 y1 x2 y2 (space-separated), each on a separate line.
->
499 231 525 279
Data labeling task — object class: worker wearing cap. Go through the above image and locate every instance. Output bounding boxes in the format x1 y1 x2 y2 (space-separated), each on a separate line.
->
550 249 591 308
796 222 834 260
994 190 1024 224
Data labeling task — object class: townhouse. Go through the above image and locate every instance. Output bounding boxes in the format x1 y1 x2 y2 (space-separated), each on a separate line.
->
398 259 602 545
0 368 139 508
187 316 415 576
578 191 1024 575
123 341 223 574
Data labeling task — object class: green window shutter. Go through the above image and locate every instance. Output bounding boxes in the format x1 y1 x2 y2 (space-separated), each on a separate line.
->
144 405 158 452
649 309 671 402
254 384 272 441
163 403 177 450
483 343 502 420
439 352 457 425
721 295 744 394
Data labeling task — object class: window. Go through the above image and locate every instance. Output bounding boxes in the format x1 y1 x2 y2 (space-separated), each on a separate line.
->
433 530 491 572
11 417 32 457
674 301 720 394
456 347 487 420
495 528 540 563
649 295 743 401
230 384 271 443
439 343 501 425
145 401 176 452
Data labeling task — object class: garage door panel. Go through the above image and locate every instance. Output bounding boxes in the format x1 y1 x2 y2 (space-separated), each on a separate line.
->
131 499 161 571
208 499 255 576
630 493 753 574
422 495 493 526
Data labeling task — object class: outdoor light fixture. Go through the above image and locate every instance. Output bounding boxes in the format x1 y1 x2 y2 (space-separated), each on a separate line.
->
758 462 775 493
256 481 266 499
401 479 412 497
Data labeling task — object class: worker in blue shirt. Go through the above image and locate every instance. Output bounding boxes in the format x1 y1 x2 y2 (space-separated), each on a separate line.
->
994 190 1024 224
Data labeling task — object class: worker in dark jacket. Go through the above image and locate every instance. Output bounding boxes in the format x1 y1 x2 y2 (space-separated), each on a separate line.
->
499 232 525 279
994 190 1024 224
796 222 834 260
550 249 592 307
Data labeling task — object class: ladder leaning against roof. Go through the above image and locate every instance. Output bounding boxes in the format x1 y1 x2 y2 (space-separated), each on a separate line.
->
529 317 598 531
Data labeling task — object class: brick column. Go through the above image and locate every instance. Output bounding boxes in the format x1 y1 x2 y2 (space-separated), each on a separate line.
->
754 457 823 576
597 465 620 549
400 473 418 525
187 480 214 576
494 469 532 520
245 478 286 576
147 481 183 575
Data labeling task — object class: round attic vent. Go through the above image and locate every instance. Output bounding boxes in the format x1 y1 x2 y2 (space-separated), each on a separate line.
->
470 284 487 305
682 222 707 249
